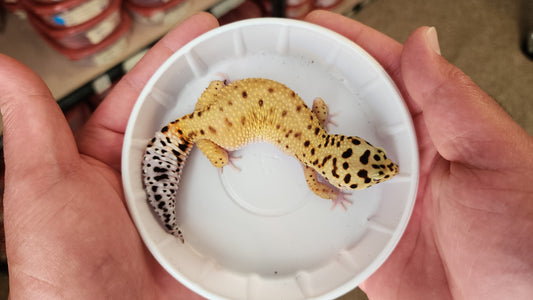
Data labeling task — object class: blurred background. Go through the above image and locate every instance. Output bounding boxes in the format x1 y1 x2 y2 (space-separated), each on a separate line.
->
0 0 531 299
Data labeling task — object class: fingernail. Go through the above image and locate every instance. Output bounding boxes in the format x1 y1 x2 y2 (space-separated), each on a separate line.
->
426 27 441 55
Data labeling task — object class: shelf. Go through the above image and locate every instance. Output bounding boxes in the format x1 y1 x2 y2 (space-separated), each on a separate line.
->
0 0 364 138
0 0 221 101
0 0 362 102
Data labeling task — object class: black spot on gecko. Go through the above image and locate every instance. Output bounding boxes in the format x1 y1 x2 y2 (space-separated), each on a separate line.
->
350 183 358 189
304 140 310 147
285 130 293 138
311 148 315 155
268 87 274 93
178 143 189 152
155 194 162 201
343 162 349 170
157 201 165 209
359 150 370 164
374 154 381 161
200 129 205 135
242 91 248 98
321 155 332 166
161 126 169 133
315 127 320 135
351 138 361 145
225 118 233 127
153 167 167 173
294 132 302 139
343 173 351 184
197 111 202 117
296 105 302 112
357 169 371 184
342 148 353 159
331 157 340 178
154 174 169 181
258 99 263 107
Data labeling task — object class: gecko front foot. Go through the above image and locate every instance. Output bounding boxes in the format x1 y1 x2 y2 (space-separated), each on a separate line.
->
324 112 339 131
331 191 353 211
219 151 242 173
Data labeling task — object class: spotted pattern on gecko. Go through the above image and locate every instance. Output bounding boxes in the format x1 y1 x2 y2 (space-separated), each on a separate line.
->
142 78 399 242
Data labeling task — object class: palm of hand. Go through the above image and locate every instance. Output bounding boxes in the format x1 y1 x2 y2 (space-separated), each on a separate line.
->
311 18 533 300
1 13 218 299
302 10 533 300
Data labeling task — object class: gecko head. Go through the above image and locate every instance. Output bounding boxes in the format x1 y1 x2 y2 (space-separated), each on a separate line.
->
366 147 399 185
327 137 399 190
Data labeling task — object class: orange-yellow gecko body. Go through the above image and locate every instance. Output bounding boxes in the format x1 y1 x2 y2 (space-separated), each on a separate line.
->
142 78 399 242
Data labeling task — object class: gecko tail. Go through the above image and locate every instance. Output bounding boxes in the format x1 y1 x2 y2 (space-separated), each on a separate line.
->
142 126 193 243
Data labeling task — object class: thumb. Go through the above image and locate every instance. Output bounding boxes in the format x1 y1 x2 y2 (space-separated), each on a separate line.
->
0 54 79 182
401 27 531 170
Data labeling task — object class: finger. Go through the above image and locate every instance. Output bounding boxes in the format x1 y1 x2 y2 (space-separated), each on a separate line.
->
77 12 219 170
304 10 403 81
304 10 419 115
0 54 79 179
401 27 532 169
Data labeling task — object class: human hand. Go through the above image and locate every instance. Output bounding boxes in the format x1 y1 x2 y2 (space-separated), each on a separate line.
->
0 13 218 299
305 10 533 300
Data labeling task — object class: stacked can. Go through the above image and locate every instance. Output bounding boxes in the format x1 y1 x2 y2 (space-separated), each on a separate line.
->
2 0 23 13
261 0 344 19
21 0 131 65
124 0 190 26
314 0 342 10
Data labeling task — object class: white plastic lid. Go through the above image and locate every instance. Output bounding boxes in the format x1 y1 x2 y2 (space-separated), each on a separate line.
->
122 18 419 300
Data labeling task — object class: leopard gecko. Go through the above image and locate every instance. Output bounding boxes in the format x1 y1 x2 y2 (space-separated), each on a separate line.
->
142 78 399 242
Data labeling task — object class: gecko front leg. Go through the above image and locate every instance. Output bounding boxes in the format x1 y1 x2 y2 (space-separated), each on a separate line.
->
303 97 352 209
